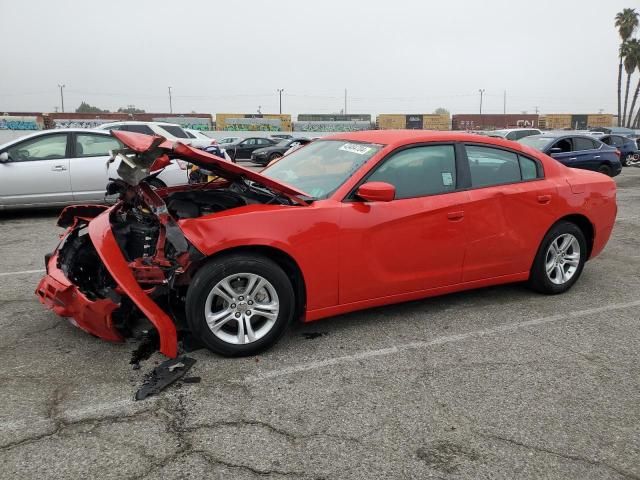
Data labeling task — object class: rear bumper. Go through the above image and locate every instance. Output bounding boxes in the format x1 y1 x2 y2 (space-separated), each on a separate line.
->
36 253 123 342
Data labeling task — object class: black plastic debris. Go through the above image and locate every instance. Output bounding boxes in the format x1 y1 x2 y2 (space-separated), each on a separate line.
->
135 355 196 401
182 376 201 384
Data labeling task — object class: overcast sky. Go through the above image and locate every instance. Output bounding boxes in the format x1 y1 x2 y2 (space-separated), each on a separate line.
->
0 0 635 116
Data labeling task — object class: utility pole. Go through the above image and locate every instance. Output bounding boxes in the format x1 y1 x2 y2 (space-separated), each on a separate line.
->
344 89 347 115
168 86 173 114
277 89 284 114
58 84 65 113
534 106 539 114
478 89 485 115
503 90 506 115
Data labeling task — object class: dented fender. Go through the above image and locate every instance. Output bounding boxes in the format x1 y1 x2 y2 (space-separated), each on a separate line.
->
88 209 178 358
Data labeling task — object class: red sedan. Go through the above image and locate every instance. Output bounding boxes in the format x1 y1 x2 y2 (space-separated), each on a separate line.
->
36 130 617 357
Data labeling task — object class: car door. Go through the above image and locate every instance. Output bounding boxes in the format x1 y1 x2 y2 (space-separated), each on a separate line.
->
0 132 72 207
69 132 123 201
570 137 602 171
461 144 555 281
236 138 255 158
338 144 469 304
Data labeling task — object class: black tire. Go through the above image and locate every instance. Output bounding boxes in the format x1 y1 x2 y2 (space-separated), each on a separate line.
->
185 254 295 356
597 164 612 176
529 221 587 295
147 178 167 189
622 155 630 167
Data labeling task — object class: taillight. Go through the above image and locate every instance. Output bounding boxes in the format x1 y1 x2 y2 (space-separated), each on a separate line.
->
614 149 621 158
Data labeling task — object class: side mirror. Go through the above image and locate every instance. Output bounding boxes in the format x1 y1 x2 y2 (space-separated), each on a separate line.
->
549 147 563 153
356 182 396 202
0 152 9 163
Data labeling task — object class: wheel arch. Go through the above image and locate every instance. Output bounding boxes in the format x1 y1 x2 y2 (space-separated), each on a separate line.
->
189 245 307 321
552 214 595 259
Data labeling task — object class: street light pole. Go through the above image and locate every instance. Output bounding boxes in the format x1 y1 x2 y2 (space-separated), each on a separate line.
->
277 89 284 114
478 89 485 115
168 86 173 114
58 84 65 113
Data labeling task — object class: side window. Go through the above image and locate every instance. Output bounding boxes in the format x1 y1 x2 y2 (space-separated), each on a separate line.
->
518 155 540 180
466 145 520 188
573 137 596 151
552 138 572 153
367 145 456 199
244 138 257 145
7 134 68 162
506 132 517 140
75 134 122 158
600 136 612 145
612 136 624 147
127 124 155 135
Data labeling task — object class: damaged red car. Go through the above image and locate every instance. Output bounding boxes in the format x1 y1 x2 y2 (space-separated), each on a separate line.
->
36 130 617 357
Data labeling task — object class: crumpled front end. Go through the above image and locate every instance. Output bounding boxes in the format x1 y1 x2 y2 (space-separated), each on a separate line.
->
36 190 203 358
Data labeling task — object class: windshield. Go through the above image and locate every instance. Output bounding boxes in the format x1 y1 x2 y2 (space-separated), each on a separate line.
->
261 139 382 199
220 137 237 144
517 136 555 151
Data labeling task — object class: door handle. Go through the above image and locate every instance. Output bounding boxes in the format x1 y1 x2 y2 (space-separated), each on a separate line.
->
537 194 551 204
569 157 577 161
51 165 67 171
447 211 464 221
594 155 600 159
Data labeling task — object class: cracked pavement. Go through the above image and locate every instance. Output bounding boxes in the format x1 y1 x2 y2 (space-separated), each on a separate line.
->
1 168 639 479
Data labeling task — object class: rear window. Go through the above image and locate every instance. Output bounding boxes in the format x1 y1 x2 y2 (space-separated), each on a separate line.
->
159 125 189 138
127 124 155 135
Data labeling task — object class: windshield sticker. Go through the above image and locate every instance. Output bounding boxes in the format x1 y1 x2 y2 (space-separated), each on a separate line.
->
339 143 373 155
441 172 453 186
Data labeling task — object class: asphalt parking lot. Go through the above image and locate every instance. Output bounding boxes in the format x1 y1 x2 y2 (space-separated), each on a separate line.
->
0 166 639 480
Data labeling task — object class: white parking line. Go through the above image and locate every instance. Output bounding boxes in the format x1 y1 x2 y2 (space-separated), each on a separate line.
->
245 299 640 383
0 269 45 277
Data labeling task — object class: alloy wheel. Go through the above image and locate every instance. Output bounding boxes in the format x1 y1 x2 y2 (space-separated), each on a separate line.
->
204 273 280 345
545 233 581 285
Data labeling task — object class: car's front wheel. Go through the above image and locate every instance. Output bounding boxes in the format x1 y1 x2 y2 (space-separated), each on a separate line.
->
529 221 587 294
185 254 295 356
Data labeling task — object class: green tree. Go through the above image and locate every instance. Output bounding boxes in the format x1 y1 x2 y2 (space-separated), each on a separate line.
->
615 8 639 126
433 107 450 116
117 105 146 114
75 101 109 113
624 39 640 127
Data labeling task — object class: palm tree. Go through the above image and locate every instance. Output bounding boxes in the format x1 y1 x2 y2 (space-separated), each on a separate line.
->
622 40 639 126
615 8 639 126
625 39 640 127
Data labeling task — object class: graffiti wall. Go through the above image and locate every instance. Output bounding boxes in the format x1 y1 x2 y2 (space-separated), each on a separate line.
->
151 116 212 130
0 115 43 130
293 121 372 132
53 118 112 129
216 114 292 132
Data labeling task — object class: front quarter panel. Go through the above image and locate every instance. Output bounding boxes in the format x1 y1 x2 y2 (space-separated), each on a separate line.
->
178 201 342 311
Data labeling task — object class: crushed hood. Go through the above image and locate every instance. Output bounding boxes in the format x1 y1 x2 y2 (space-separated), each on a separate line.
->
110 130 309 198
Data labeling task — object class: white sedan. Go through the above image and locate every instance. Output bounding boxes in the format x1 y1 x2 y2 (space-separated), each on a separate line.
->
0 129 188 210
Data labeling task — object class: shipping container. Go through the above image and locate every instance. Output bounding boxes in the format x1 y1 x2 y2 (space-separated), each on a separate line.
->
376 114 449 130
451 114 539 130
538 114 613 130
297 114 371 122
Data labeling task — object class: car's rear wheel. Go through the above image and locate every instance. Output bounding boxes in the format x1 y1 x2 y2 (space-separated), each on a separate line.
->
597 164 612 176
529 221 587 294
622 154 630 167
186 254 294 356
269 152 282 162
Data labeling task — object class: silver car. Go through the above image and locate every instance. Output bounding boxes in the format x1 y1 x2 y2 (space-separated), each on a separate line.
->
0 129 188 210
